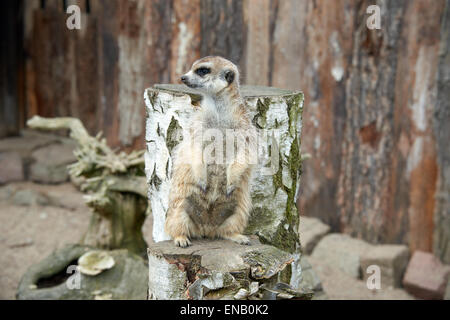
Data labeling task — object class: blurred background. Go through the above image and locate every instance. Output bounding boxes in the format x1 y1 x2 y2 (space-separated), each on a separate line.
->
0 0 449 299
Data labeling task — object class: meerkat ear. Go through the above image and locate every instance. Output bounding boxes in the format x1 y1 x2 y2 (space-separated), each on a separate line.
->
224 70 235 84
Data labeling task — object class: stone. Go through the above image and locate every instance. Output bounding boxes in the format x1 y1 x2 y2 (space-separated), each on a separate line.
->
402 251 450 300
144 84 305 290
29 143 76 184
147 237 305 300
307 255 415 300
0 184 17 202
298 255 327 299
445 281 450 300
0 130 58 158
11 189 50 206
299 216 330 254
0 152 24 184
311 233 373 279
17 244 148 300
360 245 410 288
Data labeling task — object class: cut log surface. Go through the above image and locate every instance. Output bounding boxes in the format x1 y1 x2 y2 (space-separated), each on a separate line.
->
147 238 296 300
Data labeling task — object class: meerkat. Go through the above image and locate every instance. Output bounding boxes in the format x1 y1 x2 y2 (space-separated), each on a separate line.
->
165 56 256 248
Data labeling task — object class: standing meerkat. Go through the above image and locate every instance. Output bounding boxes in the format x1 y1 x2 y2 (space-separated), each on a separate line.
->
165 56 256 247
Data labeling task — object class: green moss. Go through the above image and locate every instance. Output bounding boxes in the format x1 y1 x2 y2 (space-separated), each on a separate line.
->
166 116 182 153
146 91 159 116
149 164 162 189
252 98 272 129
270 220 299 254
285 136 300 225
248 93 304 255
245 206 277 235
272 150 287 195
286 93 304 137
280 265 293 284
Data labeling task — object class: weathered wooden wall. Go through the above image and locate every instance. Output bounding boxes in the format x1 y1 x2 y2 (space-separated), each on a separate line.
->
0 0 24 138
21 0 449 262
291 0 450 263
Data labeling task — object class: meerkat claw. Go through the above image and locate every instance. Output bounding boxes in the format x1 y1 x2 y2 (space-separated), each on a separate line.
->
226 185 236 198
224 234 250 245
197 181 207 194
174 236 191 248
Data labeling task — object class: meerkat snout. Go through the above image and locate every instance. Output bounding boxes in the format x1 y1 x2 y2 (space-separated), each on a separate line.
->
180 56 239 94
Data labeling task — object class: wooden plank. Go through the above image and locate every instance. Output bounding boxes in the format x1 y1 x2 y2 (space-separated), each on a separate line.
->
94 0 120 147
24 0 40 121
72 13 98 134
45 0 63 10
433 0 450 263
243 0 270 85
170 0 201 82
32 9 68 118
66 0 87 11
0 0 22 137
293 0 355 231
389 0 443 253
200 0 247 74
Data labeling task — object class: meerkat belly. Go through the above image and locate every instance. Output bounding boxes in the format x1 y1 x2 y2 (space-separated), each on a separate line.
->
185 164 237 229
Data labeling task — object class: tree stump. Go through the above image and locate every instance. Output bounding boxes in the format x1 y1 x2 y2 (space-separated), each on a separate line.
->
147 237 313 300
144 84 307 298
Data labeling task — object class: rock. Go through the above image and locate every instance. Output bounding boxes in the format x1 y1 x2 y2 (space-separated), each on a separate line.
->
402 251 450 300
17 244 148 300
445 281 450 300
0 130 58 158
299 216 330 254
0 184 18 202
298 255 327 299
307 255 415 300
147 237 303 300
311 233 373 279
12 189 50 206
29 143 76 184
0 152 24 184
298 255 323 291
360 245 409 288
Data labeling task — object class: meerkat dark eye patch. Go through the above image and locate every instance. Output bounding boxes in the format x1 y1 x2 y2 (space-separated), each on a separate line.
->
224 70 235 84
195 67 211 77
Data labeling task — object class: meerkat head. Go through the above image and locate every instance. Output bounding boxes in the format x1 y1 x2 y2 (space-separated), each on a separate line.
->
180 56 239 96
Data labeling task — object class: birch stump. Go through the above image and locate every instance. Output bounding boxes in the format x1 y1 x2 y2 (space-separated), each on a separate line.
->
144 84 306 299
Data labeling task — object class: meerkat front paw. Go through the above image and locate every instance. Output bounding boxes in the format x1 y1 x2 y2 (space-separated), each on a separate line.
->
174 236 192 248
224 234 250 245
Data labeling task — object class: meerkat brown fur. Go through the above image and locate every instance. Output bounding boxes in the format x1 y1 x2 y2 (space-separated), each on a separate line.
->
165 56 256 247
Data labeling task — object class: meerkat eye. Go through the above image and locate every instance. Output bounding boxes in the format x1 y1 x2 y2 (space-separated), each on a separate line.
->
195 67 211 77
